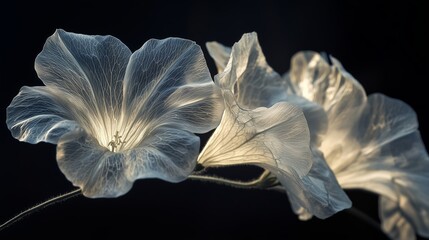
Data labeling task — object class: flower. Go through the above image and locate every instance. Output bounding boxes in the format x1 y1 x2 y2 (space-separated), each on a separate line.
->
198 33 351 219
206 32 429 240
6 29 224 198
287 52 429 240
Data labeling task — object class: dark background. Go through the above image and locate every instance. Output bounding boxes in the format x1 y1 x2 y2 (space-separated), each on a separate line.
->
1 0 428 239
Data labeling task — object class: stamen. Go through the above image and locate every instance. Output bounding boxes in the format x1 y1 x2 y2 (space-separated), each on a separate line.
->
107 131 126 152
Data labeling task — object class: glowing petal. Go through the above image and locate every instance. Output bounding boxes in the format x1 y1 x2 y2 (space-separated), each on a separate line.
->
35 29 131 133
288 51 367 134
206 41 231 72
57 127 199 198
9 30 225 198
198 91 312 176
328 94 429 239
120 37 224 148
198 91 349 218
380 175 429 240
214 32 288 109
206 34 350 218
6 86 79 144
278 147 352 220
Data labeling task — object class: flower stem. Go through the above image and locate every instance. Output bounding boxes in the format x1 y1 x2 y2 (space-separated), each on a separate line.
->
346 207 384 234
0 188 81 231
188 169 276 189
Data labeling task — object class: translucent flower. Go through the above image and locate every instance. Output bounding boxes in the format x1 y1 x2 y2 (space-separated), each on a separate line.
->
287 52 429 240
207 33 429 239
199 33 351 219
6 29 224 198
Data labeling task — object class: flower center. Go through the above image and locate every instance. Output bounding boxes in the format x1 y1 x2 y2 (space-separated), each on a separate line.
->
107 131 126 152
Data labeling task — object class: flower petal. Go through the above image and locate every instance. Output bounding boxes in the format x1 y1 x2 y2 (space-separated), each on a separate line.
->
125 126 200 183
7 86 79 144
336 94 423 189
215 32 288 109
330 94 429 239
273 147 352 220
57 129 132 198
285 95 328 146
288 51 367 134
35 29 132 135
197 91 348 218
206 41 231 72
57 127 199 198
357 94 418 150
120 37 224 148
198 91 312 177
380 175 429 240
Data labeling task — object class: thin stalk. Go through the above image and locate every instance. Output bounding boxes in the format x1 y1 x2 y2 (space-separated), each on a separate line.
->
0 189 81 231
188 169 273 189
346 207 383 233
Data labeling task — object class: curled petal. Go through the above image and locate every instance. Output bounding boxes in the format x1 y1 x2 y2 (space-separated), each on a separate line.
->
198 91 312 177
285 95 328 146
57 127 199 198
284 148 352 220
197 91 348 218
288 51 367 134
7 86 79 144
214 32 288 109
206 41 231 72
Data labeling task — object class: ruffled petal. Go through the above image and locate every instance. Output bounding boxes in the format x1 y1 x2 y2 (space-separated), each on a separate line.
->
206 41 231 72
7 86 79 144
198 91 312 177
35 29 132 136
274 148 352 220
215 32 288 109
330 94 429 239
120 37 224 148
288 51 367 135
125 126 200 183
380 174 429 240
57 127 199 198
198 91 348 218
285 95 328 146
336 94 423 189
57 129 132 198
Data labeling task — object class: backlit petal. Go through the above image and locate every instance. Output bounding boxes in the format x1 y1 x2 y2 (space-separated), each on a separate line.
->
330 94 429 239
288 51 367 136
57 127 199 198
35 29 132 140
7 86 79 144
119 37 224 149
198 91 312 177
197 91 348 218
206 41 231 72
215 32 288 109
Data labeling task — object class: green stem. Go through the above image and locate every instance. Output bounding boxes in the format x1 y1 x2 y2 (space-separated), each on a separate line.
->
0 189 81 231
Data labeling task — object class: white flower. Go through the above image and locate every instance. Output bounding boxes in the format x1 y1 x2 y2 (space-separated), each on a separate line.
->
6 29 224 198
206 32 429 240
287 51 429 240
199 33 351 219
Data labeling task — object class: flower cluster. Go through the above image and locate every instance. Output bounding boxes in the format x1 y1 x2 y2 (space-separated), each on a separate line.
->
6 30 429 240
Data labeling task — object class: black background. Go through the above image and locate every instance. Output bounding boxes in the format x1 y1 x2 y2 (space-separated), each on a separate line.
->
1 1 428 239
